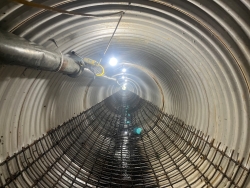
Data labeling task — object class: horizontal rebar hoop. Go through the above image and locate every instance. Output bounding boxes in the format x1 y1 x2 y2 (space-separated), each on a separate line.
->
0 91 249 187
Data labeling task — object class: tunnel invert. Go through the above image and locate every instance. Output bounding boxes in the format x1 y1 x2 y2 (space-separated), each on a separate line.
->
0 91 249 187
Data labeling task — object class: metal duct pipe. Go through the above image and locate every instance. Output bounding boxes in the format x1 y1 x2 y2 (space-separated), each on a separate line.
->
0 30 83 76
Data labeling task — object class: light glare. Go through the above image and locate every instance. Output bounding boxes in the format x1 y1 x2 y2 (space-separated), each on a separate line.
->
122 68 126 72
109 57 117 66
122 84 126 90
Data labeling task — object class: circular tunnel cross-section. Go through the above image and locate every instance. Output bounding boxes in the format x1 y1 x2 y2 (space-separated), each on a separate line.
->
0 91 249 187
0 0 250 187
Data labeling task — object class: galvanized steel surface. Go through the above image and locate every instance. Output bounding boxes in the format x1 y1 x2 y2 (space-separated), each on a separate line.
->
0 30 83 75
0 0 249 187
1 91 249 187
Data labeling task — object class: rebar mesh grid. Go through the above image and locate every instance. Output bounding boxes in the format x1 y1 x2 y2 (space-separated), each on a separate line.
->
0 91 249 187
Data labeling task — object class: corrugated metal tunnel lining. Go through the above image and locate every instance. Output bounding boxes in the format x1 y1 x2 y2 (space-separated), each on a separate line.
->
1 91 249 187
0 0 250 187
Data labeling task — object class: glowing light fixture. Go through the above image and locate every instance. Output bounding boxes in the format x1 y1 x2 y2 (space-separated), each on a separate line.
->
109 57 117 66
122 68 126 72
122 84 126 90
122 76 125 79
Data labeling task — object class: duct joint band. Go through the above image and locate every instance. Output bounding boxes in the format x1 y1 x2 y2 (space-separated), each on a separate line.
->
55 52 63 72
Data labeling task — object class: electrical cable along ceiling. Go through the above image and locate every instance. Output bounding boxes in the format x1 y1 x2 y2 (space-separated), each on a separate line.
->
0 0 250 187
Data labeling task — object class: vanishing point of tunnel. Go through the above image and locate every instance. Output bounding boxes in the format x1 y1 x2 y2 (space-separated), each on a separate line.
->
0 0 250 187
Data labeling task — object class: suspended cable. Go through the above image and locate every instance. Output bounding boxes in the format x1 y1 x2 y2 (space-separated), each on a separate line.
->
11 0 124 17
72 13 124 77
99 12 124 64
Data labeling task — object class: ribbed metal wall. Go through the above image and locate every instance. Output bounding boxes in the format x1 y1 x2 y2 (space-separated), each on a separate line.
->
0 0 249 187
1 91 249 187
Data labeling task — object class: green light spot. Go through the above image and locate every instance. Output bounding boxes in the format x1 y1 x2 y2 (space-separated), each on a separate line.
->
134 128 142 135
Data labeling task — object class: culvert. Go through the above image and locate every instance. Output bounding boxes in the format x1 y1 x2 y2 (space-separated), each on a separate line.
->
0 0 249 187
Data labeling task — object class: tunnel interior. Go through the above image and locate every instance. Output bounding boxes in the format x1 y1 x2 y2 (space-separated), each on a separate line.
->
0 90 249 187
0 0 250 187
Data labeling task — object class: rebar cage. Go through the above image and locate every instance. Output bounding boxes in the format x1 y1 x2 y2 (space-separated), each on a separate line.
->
0 91 249 187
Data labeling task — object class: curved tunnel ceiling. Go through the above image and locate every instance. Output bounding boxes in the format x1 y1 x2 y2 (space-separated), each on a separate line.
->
0 0 249 186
